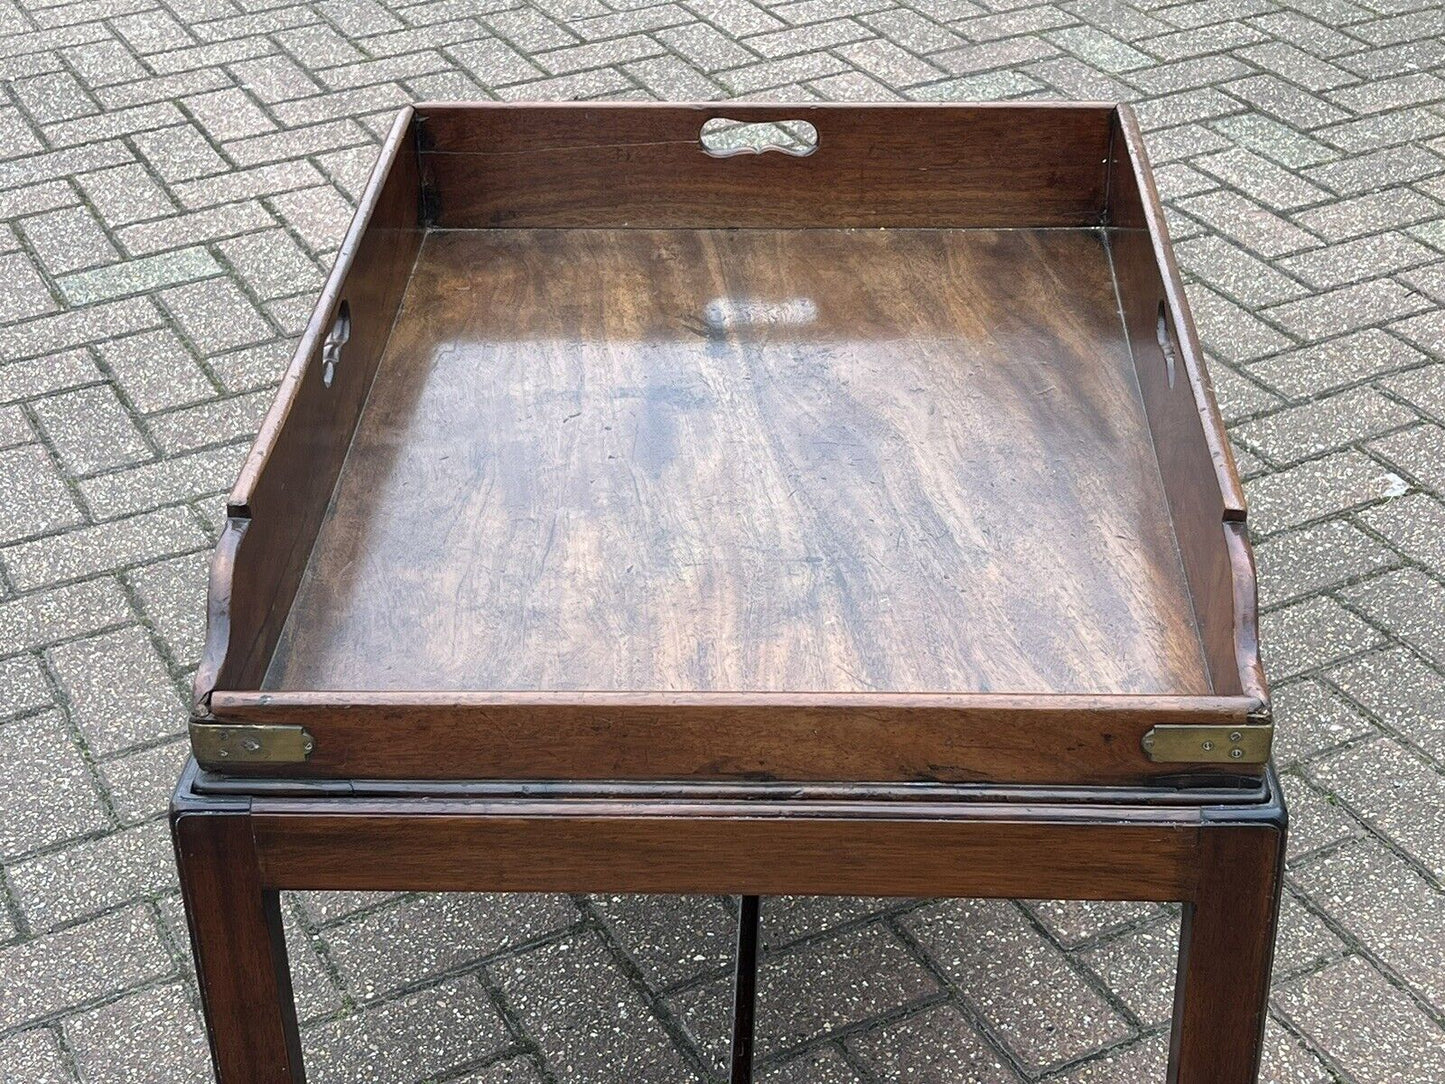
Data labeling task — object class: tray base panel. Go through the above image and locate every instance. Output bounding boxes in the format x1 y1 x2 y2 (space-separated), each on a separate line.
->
266 227 1207 696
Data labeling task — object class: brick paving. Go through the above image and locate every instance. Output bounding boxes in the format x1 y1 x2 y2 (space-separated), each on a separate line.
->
0 0 1442 1076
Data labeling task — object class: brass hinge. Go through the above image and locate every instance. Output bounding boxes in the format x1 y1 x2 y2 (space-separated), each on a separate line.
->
1141 724 1272 764
190 723 315 766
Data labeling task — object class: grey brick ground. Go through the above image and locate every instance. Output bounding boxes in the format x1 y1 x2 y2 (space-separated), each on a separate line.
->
0 0 1442 1077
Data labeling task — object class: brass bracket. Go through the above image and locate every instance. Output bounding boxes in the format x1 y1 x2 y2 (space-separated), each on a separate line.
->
190 723 315 766
1141 724 1272 764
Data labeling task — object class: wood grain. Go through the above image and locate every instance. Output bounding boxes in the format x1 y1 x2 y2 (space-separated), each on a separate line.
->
206 689 1262 784
1106 105 1261 705
194 108 422 704
251 802 1201 900
193 102 1271 787
416 102 1115 229
265 226 1208 698
1170 813 1285 1082
172 810 304 1083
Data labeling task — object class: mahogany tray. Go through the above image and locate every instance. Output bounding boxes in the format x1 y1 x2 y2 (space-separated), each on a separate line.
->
190 102 1271 787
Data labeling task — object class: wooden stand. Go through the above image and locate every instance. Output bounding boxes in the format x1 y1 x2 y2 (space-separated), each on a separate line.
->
175 763 1285 1083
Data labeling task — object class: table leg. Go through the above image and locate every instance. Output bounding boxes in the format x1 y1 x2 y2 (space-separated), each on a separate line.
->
730 895 762 1084
1168 806 1286 1084
173 807 305 1084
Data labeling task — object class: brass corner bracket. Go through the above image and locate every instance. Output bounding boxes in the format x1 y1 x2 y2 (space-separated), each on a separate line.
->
190 722 315 766
1141 724 1272 765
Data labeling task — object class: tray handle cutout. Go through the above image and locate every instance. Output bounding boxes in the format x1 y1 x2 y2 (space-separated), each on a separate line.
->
1155 300 1178 390
321 300 351 389
700 117 819 159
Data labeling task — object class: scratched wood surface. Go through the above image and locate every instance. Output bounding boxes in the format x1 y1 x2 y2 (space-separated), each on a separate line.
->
264 225 1208 696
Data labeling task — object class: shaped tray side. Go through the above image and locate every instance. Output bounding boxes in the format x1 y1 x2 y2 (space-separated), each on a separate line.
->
1107 104 1266 712
193 108 423 705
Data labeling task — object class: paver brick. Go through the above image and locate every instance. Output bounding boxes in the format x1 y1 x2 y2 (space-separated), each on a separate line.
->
1274 956 1445 1084
1244 328 1427 398
1271 891 1345 980
1244 450 1408 535
1269 677 1375 768
1328 645 1445 765
0 444 83 544
1051 1036 1168 1083
1233 386 1417 467
95 328 216 415
1259 595 1387 680
303 976 513 1084
847 1003 1019 1082
0 904 171 1030
1264 279 1430 342
748 922 942 1059
1368 420 1445 492
494 929 705 1083
1176 233 1311 309
0 252 59 323
591 893 735 990
1254 519 1396 607
46 625 186 754
1177 190 1320 259
0 652 52 721
0 577 134 649
97 738 190 826
1077 914 1179 1027
10 819 174 931
62 983 211 1084
323 893 578 999
0 1027 75 1084
0 0 1443 1079
1 505 209 591
1277 232 1436 291
30 384 152 476
1342 567 1445 669
1308 736 1445 878
1278 771 1365 859
902 900 1132 1073
1293 187 1443 242
0 709 109 861
18 206 121 278
118 201 278 257
757 1046 866 1083
1292 837 1445 1009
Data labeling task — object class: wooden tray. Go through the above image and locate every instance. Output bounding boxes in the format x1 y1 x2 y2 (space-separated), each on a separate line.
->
191 102 1270 787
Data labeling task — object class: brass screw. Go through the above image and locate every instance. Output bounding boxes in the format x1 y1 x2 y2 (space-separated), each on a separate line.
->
1201 740 1215 752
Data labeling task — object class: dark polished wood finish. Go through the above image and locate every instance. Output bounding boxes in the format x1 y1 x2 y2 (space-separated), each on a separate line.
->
417 102 1114 229
731 895 762 1084
1170 810 1286 1083
268 227 1205 697
203 690 1260 785
195 108 422 701
177 103 1284 1084
192 101 1269 787
173 805 304 1084
173 764 1286 1084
